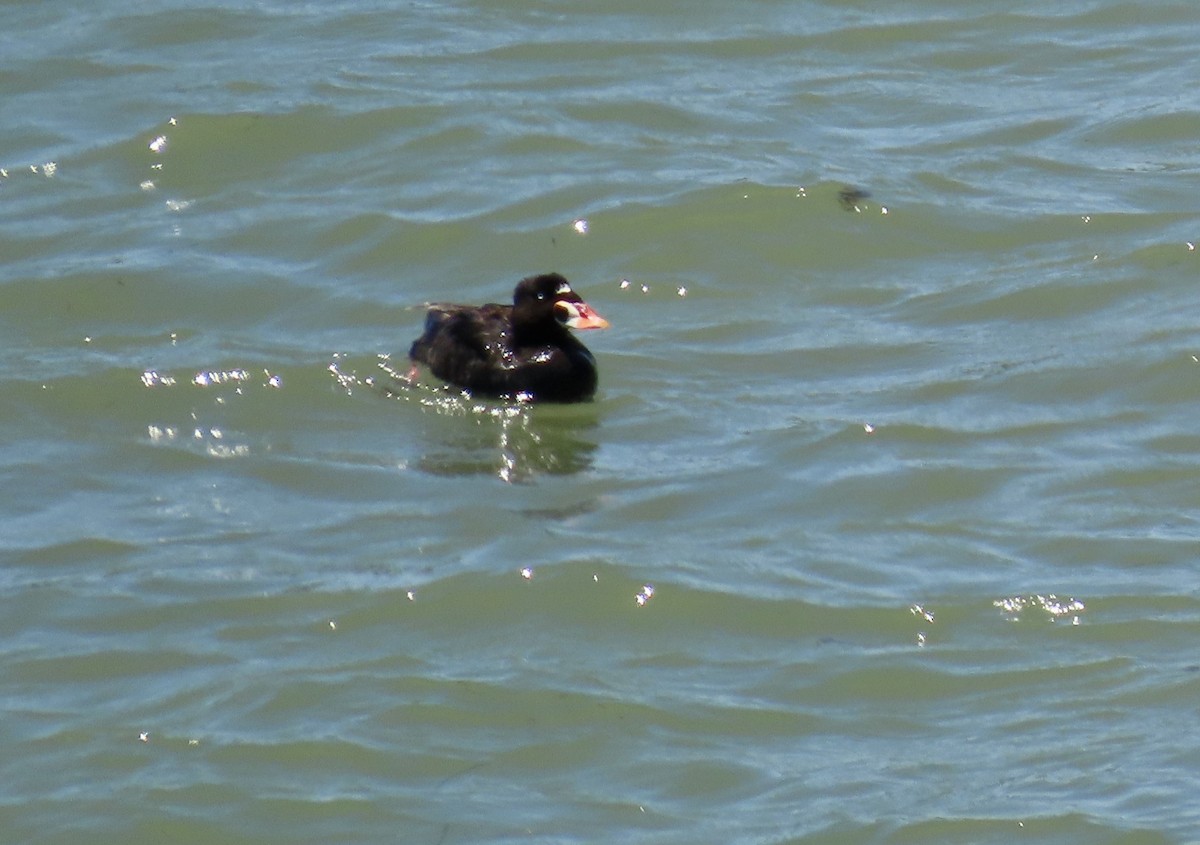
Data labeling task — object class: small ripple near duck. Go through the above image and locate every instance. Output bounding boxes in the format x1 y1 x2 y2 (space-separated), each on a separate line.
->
408 273 610 403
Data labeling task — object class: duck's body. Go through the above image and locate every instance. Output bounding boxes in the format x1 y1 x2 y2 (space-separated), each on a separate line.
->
408 273 609 403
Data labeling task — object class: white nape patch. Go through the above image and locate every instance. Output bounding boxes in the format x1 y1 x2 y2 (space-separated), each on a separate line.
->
556 281 572 295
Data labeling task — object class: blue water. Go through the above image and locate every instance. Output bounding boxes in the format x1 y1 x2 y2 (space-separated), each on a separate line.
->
3 2 1200 843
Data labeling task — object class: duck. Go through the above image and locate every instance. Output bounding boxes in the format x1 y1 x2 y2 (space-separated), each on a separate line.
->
408 273 610 402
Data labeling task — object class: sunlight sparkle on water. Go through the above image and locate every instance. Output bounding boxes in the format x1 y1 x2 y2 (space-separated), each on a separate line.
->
147 425 177 442
994 594 1085 623
141 370 177 388
193 369 251 387
909 603 934 623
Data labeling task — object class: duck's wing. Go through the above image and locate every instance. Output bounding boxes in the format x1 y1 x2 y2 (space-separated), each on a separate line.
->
408 303 514 394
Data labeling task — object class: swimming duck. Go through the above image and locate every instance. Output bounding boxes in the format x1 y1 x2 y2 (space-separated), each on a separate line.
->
408 273 609 402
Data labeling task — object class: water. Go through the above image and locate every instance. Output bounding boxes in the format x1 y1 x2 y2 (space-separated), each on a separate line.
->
3 2 1199 842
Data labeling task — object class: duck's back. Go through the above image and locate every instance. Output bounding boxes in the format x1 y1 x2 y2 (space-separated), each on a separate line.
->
408 302 513 396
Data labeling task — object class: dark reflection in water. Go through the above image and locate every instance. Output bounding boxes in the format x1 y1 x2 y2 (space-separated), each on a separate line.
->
413 401 599 481
330 353 599 481
836 184 872 211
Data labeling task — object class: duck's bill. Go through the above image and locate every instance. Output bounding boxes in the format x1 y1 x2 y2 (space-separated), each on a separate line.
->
557 300 610 330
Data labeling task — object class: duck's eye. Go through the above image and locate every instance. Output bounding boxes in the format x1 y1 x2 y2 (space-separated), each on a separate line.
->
536 291 547 301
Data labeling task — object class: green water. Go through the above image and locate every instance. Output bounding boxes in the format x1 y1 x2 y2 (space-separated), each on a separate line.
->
3 2 1200 843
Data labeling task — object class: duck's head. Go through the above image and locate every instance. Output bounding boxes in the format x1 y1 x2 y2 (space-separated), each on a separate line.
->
514 273 610 330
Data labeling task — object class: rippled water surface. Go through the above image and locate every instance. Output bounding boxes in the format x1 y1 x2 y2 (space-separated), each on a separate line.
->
3 2 1200 843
